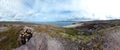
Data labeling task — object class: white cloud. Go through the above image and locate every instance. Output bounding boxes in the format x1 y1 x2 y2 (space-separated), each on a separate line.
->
80 0 120 20
0 0 120 22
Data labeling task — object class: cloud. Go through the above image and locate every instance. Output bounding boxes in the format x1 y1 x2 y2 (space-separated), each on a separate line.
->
80 0 120 20
0 0 120 22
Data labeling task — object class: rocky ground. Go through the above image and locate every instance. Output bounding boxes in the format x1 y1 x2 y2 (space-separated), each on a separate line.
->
0 20 120 50
0 23 79 50
101 26 120 50
13 26 64 50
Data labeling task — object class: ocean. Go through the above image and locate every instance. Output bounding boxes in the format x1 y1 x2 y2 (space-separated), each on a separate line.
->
33 21 77 26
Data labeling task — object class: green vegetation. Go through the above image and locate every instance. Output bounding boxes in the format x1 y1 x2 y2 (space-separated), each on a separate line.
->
65 28 78 36
0 27 21 50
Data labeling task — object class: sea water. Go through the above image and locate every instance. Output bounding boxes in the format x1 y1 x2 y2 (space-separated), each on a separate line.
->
33 21 77 26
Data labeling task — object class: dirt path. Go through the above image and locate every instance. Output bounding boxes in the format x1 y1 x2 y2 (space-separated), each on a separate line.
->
103 28 120 50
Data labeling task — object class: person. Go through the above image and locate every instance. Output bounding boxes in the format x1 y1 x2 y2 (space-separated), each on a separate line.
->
19 29 33 45
19 31 26 45
25 29 33 42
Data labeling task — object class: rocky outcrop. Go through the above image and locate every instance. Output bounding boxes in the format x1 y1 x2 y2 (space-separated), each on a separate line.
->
14 33 64 50
13 27 64 50
102 27 120 50
13 26 80 50
18 27 33 45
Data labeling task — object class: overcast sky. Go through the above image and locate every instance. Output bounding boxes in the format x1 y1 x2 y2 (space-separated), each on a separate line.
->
0 0 120 22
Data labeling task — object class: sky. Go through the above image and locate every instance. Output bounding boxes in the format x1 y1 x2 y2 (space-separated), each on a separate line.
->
0 0 120 22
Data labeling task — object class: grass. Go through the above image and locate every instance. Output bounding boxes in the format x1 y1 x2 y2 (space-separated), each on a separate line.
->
0 27 21 50
65 28 78 36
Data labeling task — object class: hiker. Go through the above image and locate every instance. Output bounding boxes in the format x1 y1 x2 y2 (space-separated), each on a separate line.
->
25 29 32 42
19 31 26 45
19 29 33 45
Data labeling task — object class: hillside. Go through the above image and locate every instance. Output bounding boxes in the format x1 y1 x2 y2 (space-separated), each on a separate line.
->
0 20 120 50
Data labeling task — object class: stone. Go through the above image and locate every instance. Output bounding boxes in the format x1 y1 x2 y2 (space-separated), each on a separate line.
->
0 36 9 42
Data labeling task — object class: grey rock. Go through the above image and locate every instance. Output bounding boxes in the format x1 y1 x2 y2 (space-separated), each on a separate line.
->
0 36 9 42
13 32 64 50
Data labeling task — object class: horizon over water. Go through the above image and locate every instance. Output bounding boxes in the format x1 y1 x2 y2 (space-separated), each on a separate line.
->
32 21 77 26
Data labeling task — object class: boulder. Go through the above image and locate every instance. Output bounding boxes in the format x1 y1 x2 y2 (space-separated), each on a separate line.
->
0 36 9 42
